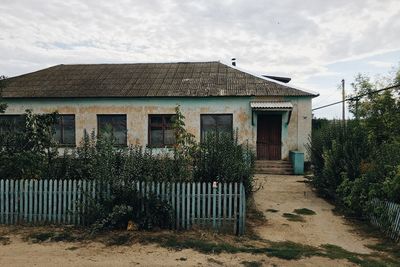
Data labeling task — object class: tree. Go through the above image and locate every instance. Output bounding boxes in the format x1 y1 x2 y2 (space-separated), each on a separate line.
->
348 72 400 145
0 75 7 113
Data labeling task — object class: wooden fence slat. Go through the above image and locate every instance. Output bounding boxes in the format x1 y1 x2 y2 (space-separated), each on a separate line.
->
24 180 28 222
218 182 222 228
72 180 77 224
186 182 190 229
207 183 211 225
196 182 200 224
5 180 9 224
202 183 206 225
233 183 238 234
44 180 48 222
10 180 14 224
14 180 19 224
33 180 38 223
38 180 43 222
192 182 195 226
0 180 3 224
212 183 216 229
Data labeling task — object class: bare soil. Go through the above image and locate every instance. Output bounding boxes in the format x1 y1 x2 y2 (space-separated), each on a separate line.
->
253 174 378 254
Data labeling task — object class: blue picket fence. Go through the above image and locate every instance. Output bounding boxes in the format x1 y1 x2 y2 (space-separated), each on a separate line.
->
369 199 400 242
0 179 246 235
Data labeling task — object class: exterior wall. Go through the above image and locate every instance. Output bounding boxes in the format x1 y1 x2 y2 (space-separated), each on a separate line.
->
2 96 313 160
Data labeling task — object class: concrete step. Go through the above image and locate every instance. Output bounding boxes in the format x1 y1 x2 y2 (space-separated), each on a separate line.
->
255 160 293 175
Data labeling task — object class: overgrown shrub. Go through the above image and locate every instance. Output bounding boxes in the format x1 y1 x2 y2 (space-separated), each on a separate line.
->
193 131 255 196
308 69 400 217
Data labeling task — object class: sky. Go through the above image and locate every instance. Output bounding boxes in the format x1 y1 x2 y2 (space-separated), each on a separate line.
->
0 0 399 118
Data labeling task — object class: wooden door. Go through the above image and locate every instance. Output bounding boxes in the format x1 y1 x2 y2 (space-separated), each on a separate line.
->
257 114 282 160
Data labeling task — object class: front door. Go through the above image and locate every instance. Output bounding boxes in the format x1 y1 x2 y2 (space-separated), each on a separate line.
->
257 114 282 160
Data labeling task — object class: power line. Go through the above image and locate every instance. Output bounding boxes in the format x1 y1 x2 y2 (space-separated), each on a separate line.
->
312 84 400 111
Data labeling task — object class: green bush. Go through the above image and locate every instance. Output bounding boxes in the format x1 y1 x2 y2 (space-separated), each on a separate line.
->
193 131 255 196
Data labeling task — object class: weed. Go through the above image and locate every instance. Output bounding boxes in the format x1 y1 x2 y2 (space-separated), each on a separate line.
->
241 260 263 267
0 236 11 245
106 234 132 246
27 232 54 243
265 241 321 260
293 208 316 215
282 213 305 222
266 209 279 213
207 258 223 265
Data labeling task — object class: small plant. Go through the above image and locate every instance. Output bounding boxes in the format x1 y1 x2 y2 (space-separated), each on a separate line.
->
0 236 10 245
282 213 305 222
266 209 279 213
293 208 316 215
241 261 263 267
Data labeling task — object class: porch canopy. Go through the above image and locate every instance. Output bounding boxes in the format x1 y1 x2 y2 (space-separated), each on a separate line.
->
250 101 293 124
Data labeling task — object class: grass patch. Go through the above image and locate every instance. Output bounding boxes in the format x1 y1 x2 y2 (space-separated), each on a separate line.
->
25 230 79 243
265 241 321 260
266 209 279 213
321 244 399 267
241 261 263 267
282 213 305 222
293 208 316 215
0 236 11 245
366 242 400 259
27 232 55 243
106 234 132 246
207 258 223 265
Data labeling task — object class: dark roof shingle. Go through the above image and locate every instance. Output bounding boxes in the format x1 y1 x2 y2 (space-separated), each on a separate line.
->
2 61 317 98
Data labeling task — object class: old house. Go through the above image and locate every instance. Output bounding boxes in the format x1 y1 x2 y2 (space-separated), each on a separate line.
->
0 61 318 173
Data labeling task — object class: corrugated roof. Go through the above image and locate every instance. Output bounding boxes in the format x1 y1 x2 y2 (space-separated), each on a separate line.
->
250 101 293 110
2 61 318 98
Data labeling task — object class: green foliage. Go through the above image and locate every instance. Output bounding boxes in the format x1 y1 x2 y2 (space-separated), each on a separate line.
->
293 208 316 215
0 110 58 179
193 131 255 196
0 75 7 113
309 67 400 218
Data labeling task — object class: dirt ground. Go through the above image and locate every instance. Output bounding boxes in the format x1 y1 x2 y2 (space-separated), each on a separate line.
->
253 174 377 254
0 174 394 267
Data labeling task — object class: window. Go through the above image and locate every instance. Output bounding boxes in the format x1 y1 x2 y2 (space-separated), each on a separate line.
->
200 114 233 141
97 115 127 146
148 115 176 147
54 115 75 146
0 115 25 134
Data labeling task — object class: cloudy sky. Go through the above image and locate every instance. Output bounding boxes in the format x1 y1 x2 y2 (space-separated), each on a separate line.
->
1 0 399 118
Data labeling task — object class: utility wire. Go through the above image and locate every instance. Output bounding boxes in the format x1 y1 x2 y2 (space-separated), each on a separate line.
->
312 84 400 111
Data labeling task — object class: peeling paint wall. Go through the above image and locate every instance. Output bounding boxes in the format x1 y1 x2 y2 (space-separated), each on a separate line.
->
2 96 312 160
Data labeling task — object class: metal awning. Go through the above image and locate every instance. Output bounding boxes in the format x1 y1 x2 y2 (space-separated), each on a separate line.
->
250 101 293 110
250 101 293 125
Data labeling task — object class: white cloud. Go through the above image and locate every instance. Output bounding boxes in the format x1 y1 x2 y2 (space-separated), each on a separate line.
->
368 60 394 68
0 0 399 115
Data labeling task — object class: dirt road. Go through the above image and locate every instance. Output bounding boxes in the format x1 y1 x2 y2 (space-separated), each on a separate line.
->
253 174 376 254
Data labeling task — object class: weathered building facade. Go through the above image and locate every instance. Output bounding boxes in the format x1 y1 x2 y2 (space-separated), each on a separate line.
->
1 62 318 160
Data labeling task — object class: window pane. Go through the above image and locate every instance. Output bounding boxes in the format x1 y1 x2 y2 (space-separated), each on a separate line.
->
98 115 127 146
164 115 175 127
0 115 24 133
150 116 163 125
114 130 126 145
164 128 176 145
216 115 232 132
149 114 176 146
201 114 232 141
63 128 75 144
150 126 163 145
54 123 62 143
